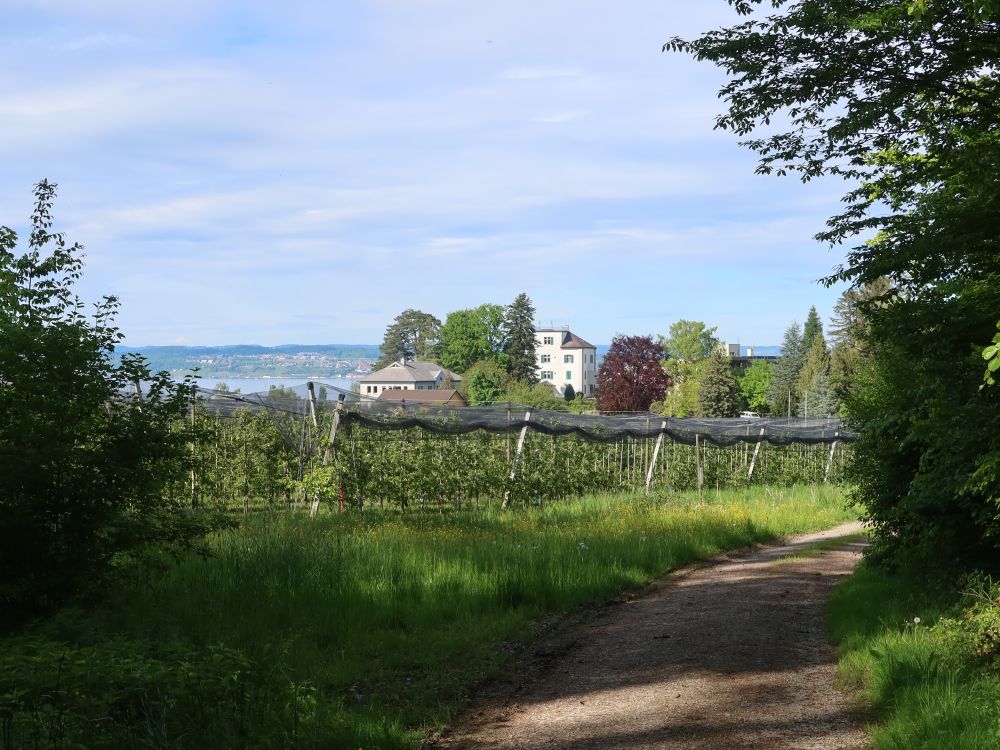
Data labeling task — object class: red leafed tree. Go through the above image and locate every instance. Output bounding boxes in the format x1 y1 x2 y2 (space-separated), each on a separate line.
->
596 334 670 413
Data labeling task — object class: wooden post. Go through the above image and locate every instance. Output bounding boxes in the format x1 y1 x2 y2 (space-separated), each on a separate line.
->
645 420 668 494
190 396 197 509
824 432 839 483
502 410 531 509
310 391 346 517
695 433 704 500
306 381 319 428
747 427 766 482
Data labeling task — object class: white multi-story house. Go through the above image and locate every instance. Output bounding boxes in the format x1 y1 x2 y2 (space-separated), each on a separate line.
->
356 359 461 396
535 327 598 397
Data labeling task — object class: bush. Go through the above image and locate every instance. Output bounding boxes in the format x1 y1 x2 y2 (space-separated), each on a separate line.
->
0 182 217 628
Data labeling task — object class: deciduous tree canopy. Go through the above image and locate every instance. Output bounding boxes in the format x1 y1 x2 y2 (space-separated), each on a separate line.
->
673 0 1000 569
596 335 669 413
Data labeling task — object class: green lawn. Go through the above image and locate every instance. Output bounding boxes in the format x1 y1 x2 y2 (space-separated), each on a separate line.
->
2 485 853 750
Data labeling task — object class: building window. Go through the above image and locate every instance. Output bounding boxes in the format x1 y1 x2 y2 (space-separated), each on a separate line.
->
543 336 554 345
564 354 574 363
566 371 572 380
540 354 551 363
540 370 554 380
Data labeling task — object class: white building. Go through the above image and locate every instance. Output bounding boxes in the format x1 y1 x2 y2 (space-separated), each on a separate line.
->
535 327 598 397
356 359 461 396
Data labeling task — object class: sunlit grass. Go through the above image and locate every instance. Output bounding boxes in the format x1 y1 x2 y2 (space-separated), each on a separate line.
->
3 485 853 749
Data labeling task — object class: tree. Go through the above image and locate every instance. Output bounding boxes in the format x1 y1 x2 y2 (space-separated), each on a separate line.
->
671 2 1000 568
738 359 773 414
563 382 575 401
767 323 805 417
0 181 214 627
463 359 508 406
662 319 719 362
596 335 669 413
829 279 892 408
658 319 718 417
374 309 441 369
801 306 823 354
437 303 506 374
697 349 743 417
796 334 836 417
503 292 537 383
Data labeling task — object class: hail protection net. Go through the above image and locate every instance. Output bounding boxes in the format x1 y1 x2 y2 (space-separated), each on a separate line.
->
191 382 855 451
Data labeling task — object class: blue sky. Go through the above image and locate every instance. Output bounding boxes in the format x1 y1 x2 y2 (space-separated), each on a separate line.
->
1 1 853 347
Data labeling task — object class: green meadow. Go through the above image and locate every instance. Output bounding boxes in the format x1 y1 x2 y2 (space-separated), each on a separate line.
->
2 485 852 749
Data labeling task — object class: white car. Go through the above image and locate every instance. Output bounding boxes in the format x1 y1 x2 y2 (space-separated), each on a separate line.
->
739 411 761 418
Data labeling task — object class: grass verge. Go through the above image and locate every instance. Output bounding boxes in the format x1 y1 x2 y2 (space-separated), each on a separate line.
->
828 564 1000 749
2 485 852 749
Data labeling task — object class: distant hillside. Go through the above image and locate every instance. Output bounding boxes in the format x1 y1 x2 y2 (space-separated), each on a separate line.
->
122 344 381 379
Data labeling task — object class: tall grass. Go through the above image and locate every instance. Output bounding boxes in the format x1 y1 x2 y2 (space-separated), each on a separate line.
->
828 565 1000 749
2 485 852 749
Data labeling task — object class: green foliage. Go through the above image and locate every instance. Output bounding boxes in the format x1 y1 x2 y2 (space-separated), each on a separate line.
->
563 382 575 401
738 360 773 414
982 320 1000 388
437 303 506 374
0 182 215 628
697 349 742 417
767 323 805 417
797 334 838 417
673 0 1000 570
374 309 441 370
657 359 707 417
463 359 508 406
502 292 537 383
662 319 718 362
829 279 891 407
505 381 568 412
1 488 852 749
829 566 1000 750
802 306 823 354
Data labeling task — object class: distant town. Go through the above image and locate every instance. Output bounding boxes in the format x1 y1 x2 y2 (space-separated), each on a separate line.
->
121 344 382 380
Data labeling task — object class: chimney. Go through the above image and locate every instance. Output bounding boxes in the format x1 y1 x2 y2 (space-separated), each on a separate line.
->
399 356 406 366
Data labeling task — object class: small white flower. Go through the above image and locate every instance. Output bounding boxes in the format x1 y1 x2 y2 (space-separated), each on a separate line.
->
913 616 921 625
578 542 588 550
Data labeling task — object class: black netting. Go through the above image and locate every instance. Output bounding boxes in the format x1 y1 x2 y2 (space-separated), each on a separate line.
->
190 382 854 448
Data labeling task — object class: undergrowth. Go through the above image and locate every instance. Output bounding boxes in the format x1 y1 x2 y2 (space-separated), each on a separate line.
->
829 565 1000 749
1 485 851 749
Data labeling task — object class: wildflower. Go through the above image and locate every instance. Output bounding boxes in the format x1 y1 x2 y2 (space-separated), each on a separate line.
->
578 542 588 550
913 616 921 625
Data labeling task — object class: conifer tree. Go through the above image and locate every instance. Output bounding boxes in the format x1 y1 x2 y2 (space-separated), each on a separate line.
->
375 309 441 369
697 349 742 417
802 306 823 353
797 334 837 417
503 293 537 383
767 322 804 417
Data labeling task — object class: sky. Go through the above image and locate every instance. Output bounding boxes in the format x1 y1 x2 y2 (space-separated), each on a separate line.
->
1 1 855 347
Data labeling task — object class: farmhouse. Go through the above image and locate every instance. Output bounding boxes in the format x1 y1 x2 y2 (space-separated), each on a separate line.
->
535 327 598 397
357 358 461 396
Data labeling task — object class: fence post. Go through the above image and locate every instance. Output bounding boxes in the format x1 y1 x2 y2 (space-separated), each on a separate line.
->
309 390 346 517
502 410 531 509
824 432 839 484
747 427 766 483
645 420 668 494
696 433 704 501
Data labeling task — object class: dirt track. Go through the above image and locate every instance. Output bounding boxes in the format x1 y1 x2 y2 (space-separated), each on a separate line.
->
433 522 868 750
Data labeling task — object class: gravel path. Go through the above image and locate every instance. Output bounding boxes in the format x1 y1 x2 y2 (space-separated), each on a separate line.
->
433 522 868 750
